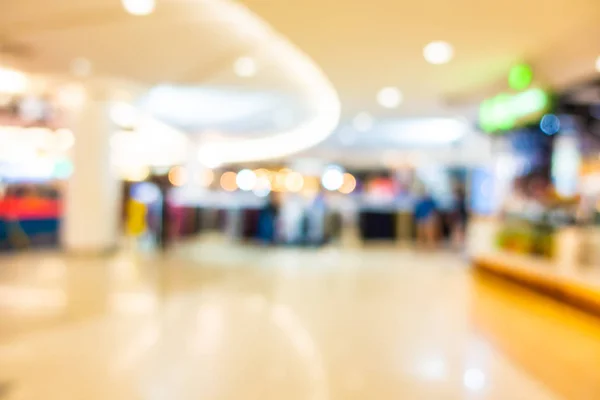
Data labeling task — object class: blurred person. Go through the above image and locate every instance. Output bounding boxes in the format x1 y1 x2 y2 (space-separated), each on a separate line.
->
257 196 278 245
414 187 438 248
451 184 469 248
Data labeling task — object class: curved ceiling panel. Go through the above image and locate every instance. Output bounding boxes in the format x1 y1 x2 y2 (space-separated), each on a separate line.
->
0 0 341 165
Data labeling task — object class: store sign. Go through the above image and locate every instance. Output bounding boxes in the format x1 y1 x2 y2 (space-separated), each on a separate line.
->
479 64 553 133
479 88 551 133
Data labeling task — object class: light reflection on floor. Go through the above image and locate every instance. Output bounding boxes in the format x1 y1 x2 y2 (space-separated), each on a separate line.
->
0 242 599 399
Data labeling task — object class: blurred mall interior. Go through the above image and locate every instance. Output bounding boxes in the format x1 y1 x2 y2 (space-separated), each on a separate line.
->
1 0 600 399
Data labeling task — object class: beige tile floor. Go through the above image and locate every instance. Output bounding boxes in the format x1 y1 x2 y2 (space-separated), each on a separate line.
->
0 242 599 400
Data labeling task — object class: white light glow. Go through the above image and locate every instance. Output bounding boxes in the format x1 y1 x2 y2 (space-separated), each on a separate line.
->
463 368 486 391
236 169 257 191
423 41 454 65
110 102 139 128
285 171 304 192
595 55 600 73
56 84 86 110
19 96 46 122
131 182 161 204
377 87 402 109
321 166 344 191
234 57 257 78
377 118 468 146
352 112 374 132
253 176 272 197
111 116 189 170
122 0 155 15
55 128 75 151
121 166 150 182
0 67 28 95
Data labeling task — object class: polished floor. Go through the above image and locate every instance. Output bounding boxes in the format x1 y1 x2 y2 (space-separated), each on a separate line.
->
1 241 600 399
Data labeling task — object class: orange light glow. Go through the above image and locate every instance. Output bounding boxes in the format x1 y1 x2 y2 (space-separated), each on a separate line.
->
339 173 357 194
168 166 188 187
220 171 238 192
285 171 304 192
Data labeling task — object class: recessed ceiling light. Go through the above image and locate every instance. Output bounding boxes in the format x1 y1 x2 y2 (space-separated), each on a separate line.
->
122 0 155 16
234 57 257 78
377 87 402 109
352 112 374 132
423 41 454 65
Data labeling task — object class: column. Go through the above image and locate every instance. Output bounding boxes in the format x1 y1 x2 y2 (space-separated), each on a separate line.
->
61 97 121 253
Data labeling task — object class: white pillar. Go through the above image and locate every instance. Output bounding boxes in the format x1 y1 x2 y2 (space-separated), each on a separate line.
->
61 98 121 253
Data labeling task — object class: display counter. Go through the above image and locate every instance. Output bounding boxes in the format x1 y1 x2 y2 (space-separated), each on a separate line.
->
468 217 600 314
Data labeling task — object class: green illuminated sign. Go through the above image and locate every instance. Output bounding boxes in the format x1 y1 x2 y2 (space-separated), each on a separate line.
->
508 64 533 91
479 88 551 133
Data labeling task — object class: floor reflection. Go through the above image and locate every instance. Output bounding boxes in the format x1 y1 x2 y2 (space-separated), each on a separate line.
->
0 243 595 399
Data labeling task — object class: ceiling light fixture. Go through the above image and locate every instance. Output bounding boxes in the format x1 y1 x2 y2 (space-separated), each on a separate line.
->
195 0 341 165
122 0 155 16
234 57 257 78
596 55 600 73
377 87 402 109
423 41 454 65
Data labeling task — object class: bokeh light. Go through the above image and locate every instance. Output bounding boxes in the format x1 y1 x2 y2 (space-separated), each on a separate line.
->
122 0 155 15
168 166 187 187
508 63 533 90
220 171 238 192
352 112 374 132
0 67 28 95
131 182 161 204
377 87 402 109
53 160 74 179
122 166 150 182
284 171 304 192
236 169 257 191
463 368 486 391
197 169 214 187
234 57 257 78
339 173 357 194
302 176 320 195
253 176 272 197
423 41 454 65
540 114 560 135
321 166 344 191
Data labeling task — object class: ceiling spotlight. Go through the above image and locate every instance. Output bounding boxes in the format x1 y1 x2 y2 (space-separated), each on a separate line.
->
234 57 257 78
377 87 402 109
352 112 374 132
122 0 155 15
423 41 454 65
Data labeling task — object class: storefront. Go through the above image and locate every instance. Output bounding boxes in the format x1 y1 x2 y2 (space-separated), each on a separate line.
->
469 71 600 314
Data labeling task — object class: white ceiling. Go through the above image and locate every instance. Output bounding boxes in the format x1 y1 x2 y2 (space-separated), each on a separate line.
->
1 0 599 165
243 0 600 118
